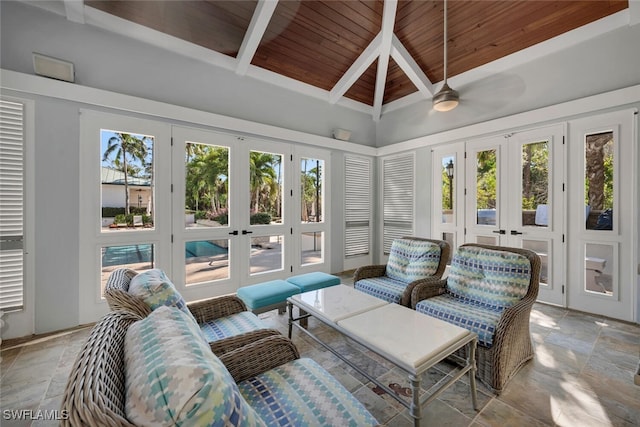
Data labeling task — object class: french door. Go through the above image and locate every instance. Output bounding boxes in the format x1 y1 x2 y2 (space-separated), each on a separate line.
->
172 127 331 301
566 110 635 321
81 113 330 322
464 125 565 306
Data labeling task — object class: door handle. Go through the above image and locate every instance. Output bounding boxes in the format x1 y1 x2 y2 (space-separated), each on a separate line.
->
228 230 238 235
242 230 253 235
492 229 506 234
510 230 523 235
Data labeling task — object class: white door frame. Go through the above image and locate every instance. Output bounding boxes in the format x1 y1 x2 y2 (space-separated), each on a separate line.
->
464 125 566 306
566 109 636 321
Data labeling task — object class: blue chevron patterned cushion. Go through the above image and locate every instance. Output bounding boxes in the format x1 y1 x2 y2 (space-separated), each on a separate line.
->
200 311 268 342
386 239 441 283
415 293 503 347
125 306 266 427
446 246 531 310
354 276 407 304
238 358 378 427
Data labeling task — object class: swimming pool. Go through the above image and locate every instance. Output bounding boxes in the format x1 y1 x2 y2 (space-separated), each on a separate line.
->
101 241 228 267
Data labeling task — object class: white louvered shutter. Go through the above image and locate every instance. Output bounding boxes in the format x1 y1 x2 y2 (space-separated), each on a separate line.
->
0 99 25 311
344 156 371 257
382 153 414 254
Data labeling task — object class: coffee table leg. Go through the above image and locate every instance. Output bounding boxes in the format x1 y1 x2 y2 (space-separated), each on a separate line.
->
409 374 421 426
287 301 293 338
469 339 478 411
299 308 308 328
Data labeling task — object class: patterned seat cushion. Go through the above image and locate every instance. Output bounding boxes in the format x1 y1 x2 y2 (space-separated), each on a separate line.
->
125 306 266 427
447 246 531 310
128 269 198 324
354 276 407 304
415 293 503 347
238 358 378 427
386 239 441 283
200 311 268 342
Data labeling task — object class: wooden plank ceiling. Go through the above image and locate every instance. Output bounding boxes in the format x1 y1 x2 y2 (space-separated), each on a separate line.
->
86 0 627 111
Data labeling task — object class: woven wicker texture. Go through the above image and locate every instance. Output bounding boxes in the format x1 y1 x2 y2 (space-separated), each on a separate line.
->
412 243 541 394
220 335 301 383
103 268 281 355
354 236 450 306
61 311 141 427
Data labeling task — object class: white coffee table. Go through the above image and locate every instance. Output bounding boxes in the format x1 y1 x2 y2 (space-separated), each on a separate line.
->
288 285 478 426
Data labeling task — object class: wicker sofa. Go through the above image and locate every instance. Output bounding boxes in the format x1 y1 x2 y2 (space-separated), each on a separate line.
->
61 307 378 426
411 243 541 394
104 268 280 355
354 236 450 306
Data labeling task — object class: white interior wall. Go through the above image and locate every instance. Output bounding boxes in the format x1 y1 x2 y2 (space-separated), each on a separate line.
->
1 1 639 336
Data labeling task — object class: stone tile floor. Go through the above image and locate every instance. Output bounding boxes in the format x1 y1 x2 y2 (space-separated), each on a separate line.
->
1 279 639 426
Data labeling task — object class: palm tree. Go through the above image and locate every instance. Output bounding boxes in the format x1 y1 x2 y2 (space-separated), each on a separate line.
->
250 152 277 214
185 146 229 216
102 133 150 214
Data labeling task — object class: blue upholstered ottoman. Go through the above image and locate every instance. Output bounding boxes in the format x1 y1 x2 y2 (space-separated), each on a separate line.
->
237 280 300 314
286 272 341 292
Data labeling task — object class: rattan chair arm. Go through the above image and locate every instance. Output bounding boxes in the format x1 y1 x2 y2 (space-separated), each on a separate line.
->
61 311 141 427
104 289 151 318
410 278 447 308
219 335 300 383
188 294 248 323
209 328 282 356
353 265 386 282
493 295 537 346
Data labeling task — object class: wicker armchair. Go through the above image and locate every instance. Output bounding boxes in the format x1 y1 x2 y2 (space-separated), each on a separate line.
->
60 311 299 427
411 243 541 394
354 236 450 306
104 268 280 355
61 309 378 426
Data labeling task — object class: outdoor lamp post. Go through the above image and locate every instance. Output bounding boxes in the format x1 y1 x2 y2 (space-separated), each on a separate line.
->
446 160 454 210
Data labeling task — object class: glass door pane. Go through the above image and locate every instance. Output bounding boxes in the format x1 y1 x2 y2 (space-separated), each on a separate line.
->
521 141 549 228
185 143 229 230
584 131 614 231
300 157 324 223
249 150 283 224
299 157 325 265
184 141 231 286
441 156 455 225
247 146 288 279
476 149 497 226
101 130 155 232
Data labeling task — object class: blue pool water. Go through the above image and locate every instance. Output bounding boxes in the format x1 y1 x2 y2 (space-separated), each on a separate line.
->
102 241 227 266
184 240 228 258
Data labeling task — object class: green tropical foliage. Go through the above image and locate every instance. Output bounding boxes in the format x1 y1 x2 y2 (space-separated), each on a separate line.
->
476 150 497 210
185 144 229 217
184 146 285 223
469 143 549 212
521 142 548 210
102 132 152 215
250 151 280 216
301 159 322 222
